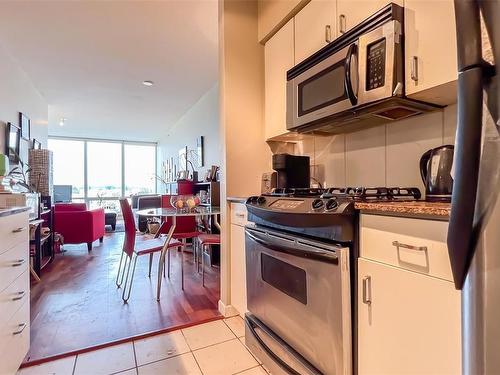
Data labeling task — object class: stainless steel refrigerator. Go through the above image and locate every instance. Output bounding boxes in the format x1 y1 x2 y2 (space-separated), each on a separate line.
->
447 0 499 373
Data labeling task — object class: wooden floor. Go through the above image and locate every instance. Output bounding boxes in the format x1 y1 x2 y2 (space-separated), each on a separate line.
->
26 232 220 363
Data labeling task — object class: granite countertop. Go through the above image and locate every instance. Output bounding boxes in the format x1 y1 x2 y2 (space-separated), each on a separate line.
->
227 196 248 203
355 201 451 220
0 206 30 217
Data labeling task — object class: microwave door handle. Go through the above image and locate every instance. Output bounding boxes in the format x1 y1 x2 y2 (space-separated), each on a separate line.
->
245 228 339 265
344 43 358 106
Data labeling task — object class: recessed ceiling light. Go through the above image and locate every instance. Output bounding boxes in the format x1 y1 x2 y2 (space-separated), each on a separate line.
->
142 80 154 86
59 118 66 126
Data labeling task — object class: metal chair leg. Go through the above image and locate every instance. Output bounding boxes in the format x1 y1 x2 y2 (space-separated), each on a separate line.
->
120 255 133 300
115 251 124 287
123 254 138 302
202 244 206 287
181 245 185 291
116 252 128 288
157 251 165 301
196 238 201 273
148 253 153 278
167 248 172 278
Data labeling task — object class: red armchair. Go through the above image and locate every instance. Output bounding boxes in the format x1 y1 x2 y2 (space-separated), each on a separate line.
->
54 203 105 251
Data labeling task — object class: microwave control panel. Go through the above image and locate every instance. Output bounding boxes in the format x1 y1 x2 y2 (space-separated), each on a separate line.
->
366 38 386 90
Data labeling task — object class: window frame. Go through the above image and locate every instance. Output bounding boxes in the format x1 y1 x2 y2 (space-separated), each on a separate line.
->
48 136 157 206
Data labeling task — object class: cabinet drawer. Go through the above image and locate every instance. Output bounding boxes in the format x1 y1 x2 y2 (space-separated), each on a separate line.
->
0 271 29 329
0 242 29 292
230 203 248 226
360 214 452 281
0 299 30 375
0 211 29 255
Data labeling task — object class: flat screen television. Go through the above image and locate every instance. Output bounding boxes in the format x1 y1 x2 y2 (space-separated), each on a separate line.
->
5 122 21 163
54 185 73 203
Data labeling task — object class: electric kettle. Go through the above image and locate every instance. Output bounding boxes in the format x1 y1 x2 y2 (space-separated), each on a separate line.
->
419 145 454 202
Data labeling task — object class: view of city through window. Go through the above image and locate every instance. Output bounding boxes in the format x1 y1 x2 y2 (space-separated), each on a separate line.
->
48 138 156 210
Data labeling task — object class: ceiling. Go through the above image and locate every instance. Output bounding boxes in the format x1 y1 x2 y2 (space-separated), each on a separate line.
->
0 1 218 142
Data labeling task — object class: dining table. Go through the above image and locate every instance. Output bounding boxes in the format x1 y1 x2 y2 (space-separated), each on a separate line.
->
136 206 221 301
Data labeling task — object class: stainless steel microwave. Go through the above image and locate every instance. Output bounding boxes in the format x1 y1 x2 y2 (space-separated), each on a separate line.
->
286 4 440 134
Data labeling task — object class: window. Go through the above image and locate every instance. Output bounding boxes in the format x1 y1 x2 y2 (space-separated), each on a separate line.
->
47 137 156 207
87 141 122 199
48 139 85 198
124 144 156 196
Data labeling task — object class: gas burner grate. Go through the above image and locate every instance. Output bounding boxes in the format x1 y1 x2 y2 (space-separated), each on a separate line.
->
268 187 326 197
321 187 421 201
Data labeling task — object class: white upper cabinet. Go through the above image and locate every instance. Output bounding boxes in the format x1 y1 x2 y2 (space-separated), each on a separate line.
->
405 0 458 105
265 18 295 141
336 0 402 35
294 0 337 64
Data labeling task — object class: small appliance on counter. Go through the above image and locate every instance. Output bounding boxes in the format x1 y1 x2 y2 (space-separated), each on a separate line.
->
261 171 277 194
419 145 454 202
272 154 310 189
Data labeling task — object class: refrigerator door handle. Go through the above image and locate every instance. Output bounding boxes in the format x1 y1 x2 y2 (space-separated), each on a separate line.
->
447 0 485 289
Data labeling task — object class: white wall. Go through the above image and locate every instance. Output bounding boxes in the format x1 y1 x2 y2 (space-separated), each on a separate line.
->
0 42 48 168
293 105 457 196
157 84 220 190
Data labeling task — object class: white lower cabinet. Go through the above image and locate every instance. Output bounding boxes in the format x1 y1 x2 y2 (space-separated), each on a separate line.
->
0 210 30 375
357 258 461 375
230 203 248 317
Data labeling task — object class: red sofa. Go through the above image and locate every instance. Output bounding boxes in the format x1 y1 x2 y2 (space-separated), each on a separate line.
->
54 203 105 251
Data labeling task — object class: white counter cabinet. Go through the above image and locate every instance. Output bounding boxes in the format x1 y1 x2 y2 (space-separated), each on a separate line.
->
357 214 461 375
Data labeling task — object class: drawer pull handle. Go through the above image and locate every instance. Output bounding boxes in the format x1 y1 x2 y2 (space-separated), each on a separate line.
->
12 291 26 301
325 24 332 43
12 227 27 233
339 14 346 34
13 323 27 335
392 241 427 252
12 259 26 267
362 276 372 305
235 213 245 218
411 56 418 82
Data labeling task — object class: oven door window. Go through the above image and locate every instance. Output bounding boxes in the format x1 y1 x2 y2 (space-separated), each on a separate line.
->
261 253 307 305
298 60 347 116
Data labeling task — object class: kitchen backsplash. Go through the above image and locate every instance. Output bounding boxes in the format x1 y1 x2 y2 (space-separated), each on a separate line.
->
292 104 457 195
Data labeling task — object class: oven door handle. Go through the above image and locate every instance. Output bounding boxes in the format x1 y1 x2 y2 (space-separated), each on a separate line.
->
245 315 322 375
345 43 358 106
246 228 339 265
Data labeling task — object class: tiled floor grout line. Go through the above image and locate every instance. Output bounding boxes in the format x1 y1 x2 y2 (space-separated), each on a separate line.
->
190 347 205 375
232 364 263 375
131 341 139 372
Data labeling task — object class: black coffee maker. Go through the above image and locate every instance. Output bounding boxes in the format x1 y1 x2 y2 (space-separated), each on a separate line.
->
272 154 310 189
419 145 454 202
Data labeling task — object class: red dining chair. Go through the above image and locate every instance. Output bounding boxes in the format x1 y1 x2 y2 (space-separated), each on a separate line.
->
159 195 204 290
197 233 220 286
117 199 182 302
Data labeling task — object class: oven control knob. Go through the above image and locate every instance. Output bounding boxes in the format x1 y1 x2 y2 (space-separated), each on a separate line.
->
326 199 339 211
257 196 266 205
248 196 259 204
312 199 324 211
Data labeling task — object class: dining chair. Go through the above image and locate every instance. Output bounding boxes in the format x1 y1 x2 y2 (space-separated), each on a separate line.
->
197 233 220 286
159 195 204 290
116 198 182 302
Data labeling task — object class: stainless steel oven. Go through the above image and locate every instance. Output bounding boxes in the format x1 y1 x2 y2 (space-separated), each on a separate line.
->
245 225 351 375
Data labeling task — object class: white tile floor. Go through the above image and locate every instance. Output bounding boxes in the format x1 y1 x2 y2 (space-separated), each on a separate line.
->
18 316 269 375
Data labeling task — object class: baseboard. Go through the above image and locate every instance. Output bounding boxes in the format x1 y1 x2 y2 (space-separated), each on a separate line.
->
218 299 240 317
